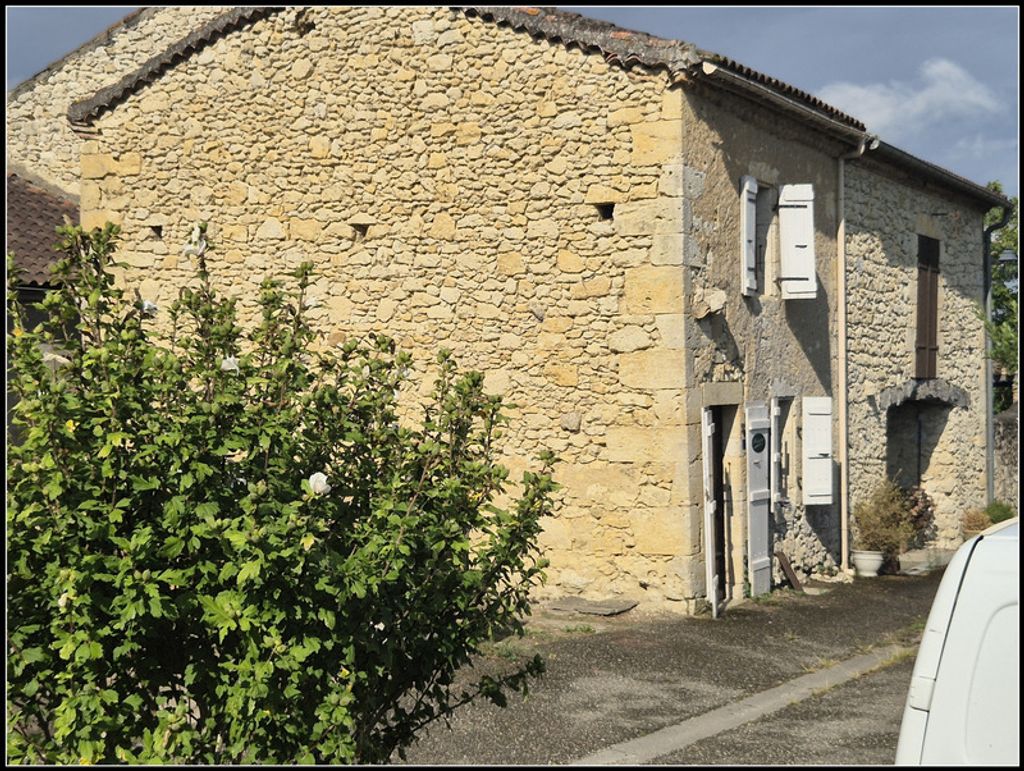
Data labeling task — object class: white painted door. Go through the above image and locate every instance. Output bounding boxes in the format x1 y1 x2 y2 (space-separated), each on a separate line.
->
745 403 772 597
701 407 720 618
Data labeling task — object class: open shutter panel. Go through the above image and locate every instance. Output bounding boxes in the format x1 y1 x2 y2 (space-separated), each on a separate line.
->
740 176 758 296
701 408 720 619
745 403 772 597
801 396 833 506
778 183 817 299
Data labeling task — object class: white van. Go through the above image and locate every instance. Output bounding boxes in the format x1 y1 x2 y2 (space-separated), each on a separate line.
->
895 518 1019 765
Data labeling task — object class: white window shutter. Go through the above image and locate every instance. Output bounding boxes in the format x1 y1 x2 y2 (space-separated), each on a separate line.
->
740 175 758 296
802 396 833 506
778 183 817 299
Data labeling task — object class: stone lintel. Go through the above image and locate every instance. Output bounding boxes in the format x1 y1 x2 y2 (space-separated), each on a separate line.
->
702 381 743 407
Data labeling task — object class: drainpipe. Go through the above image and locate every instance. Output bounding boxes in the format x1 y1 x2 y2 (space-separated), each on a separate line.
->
983 204 1013 504
837 133 879 575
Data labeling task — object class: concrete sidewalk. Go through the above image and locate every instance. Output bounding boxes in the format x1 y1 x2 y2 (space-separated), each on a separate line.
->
396 570 942 765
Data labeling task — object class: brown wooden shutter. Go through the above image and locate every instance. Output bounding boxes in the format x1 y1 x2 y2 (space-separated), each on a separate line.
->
915 235 940 379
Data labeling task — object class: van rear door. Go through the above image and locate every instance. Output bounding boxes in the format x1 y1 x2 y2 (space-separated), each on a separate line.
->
897 521 1019 765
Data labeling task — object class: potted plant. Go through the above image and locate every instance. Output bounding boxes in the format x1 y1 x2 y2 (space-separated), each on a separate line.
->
851 479 916 577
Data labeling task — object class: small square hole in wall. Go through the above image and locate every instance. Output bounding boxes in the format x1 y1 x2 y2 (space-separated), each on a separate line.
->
594 203 615 221
149 225 163 240
293 8 315 35
351 223 369 243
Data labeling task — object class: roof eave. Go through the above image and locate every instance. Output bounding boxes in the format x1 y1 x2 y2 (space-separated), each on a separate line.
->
8 8 149 103
696 61 869 143
870 141 1012 211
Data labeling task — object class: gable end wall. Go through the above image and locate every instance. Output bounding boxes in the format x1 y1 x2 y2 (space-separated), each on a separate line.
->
83 6 708 609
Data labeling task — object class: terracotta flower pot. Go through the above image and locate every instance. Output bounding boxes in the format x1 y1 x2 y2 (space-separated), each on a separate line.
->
852 549 885 577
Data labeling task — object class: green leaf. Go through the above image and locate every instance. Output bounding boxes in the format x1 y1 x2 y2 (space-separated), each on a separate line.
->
130 474 160 492
237 559 262 586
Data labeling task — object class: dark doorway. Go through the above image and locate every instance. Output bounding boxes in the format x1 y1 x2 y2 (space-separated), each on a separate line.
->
886 400 952 489
710 405 727 601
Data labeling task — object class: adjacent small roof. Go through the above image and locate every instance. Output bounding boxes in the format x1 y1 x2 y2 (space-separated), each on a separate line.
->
6 171 78 286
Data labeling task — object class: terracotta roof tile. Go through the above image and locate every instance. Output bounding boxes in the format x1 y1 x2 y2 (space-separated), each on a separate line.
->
6 173 78 286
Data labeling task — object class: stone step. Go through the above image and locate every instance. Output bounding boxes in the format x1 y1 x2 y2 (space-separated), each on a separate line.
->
899 548 957 576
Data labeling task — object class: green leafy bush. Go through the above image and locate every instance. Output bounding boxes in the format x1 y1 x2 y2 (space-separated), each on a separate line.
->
985 500 1015 524
6 224 557 764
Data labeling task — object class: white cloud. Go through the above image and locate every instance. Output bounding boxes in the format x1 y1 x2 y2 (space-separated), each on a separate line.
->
950 134 1018 160
817 58 1001 141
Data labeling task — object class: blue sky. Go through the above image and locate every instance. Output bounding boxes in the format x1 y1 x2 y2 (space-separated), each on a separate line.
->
6 5 1019 195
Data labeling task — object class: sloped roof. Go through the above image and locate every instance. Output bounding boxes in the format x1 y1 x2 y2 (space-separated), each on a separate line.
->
7 8 148 102
69 5 864 131
64 6 1010 211
68 6 277 126
6 171 79 286
462 7 865 131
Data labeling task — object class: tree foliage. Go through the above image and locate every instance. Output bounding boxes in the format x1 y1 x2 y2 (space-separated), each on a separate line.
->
984 181 1019 385
6 224 556 764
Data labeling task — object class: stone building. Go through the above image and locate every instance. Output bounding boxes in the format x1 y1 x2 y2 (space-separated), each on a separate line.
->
6 6 230 296
7 6 229 198
59 7 1010 613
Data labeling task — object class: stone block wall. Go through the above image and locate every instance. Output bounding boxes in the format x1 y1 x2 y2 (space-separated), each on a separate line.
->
845 162 988 546
6 7 229 195
993 404 1018 515
675 81 846 583
81 7 704 608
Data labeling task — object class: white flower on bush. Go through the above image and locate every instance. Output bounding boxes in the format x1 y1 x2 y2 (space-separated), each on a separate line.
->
182 224 208 258
308 472 331 495
41 350 71 368
220 355 240 372
141 300 159 317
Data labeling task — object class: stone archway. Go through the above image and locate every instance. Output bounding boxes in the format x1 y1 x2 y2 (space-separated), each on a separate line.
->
879 377 969 491
880 378 971 546
876 377 970 413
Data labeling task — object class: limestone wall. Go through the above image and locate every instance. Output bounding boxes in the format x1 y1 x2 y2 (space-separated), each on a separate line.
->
6 6 228 195
81 7 702 608
845 162 988 546
993 405 1018 515
676 81 846 584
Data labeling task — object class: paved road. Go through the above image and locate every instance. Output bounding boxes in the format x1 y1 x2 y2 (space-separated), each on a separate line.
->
652 656 915 765
396 571 940 765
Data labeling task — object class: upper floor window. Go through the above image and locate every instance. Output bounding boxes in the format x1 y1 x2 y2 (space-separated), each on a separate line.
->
915 235 940 379
740 176 817 300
